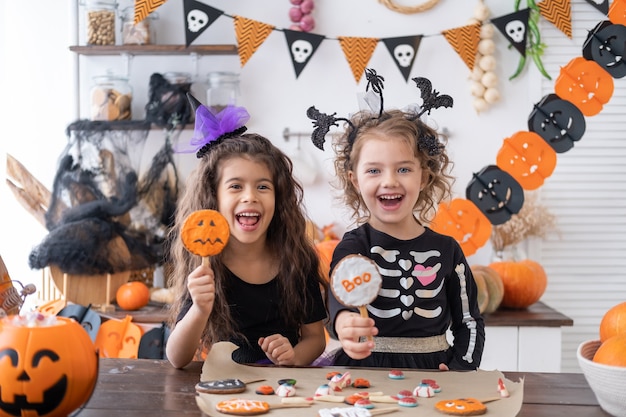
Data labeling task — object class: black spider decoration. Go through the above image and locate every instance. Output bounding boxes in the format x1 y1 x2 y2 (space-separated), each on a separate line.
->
306 106 353 151
365 68 385 117
412 77 454 117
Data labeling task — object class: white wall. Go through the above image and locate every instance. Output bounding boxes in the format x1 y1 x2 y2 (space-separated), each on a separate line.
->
1 1 536 295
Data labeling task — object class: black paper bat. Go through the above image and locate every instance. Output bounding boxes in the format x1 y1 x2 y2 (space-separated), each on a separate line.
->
307 106 352 151
412 77 454 117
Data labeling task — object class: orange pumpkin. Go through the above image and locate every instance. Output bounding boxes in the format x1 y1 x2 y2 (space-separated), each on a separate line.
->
470 265 504 314
599 301 626 343
593 333 626 367
116 281 150 311
488 259 547 309
0 315 98 417
315 239 339 282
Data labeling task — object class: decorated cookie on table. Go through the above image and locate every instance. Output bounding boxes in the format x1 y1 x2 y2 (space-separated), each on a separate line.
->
330 255 383 341
434 398 488 416
413 381 436 398
195 377 264 394
328 371 351 391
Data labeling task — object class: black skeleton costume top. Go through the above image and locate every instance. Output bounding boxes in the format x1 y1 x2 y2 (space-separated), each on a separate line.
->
328 223 485 370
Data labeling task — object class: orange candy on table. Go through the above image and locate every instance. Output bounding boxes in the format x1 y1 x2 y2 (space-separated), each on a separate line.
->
593 333 626 367
599 301 626 343
116 281 150 311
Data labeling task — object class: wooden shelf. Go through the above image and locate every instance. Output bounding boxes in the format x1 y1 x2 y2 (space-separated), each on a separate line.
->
69 44 238 56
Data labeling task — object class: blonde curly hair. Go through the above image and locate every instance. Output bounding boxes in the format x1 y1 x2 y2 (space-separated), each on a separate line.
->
333 109 454 226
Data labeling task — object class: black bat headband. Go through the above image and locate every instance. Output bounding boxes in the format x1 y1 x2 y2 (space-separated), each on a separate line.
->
306 68 453 155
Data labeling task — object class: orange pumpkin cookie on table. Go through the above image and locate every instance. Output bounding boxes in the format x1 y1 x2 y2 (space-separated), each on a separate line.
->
434 398 487 415
214 398 310 415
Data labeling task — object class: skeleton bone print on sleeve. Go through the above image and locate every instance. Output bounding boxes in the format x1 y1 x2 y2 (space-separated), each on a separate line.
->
369 245 445 320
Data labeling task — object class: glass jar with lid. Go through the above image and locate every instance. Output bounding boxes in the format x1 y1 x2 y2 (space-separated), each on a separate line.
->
90 72 132 121
84 0 118 45
164 71 194 124
120 6 157 45
206 72 240 112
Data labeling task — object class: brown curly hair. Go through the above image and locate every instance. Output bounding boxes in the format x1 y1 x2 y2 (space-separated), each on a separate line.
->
333 109 454 226
167 133 328 348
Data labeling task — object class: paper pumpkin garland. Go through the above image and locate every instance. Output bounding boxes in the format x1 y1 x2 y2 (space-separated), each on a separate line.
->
466 165 525 226
496 131 557 191
528 93 586 154
582 20 626 79
430 198 492 256
554 57 614 117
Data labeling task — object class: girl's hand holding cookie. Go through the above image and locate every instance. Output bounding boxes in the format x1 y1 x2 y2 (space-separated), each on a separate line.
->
258 334 296 365
187 264 216 316
335 311 378 360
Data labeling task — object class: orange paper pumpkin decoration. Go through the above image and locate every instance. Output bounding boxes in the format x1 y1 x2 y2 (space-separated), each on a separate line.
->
116 281 150 311
555 57 614 117
489 259 547 309
496 130 557 190
181 209 230 257
609 0 626 26
94 315 143 358
431 198 492 256
0 316 98 417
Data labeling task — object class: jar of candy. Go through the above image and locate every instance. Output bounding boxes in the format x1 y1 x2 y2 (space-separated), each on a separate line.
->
84 0 118 45
206 72 240 112
90 72 132 121
120 6 157 45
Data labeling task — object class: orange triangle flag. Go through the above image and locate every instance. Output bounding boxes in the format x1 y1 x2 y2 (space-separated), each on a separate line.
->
338 37 379 83
442 23 481 71
134 0 168 25
538 0 572 39
234 16 275 67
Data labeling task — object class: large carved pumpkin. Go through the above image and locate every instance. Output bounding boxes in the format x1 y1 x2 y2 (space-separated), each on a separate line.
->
470 265 504 314
0 315 98 417
488 259 547 309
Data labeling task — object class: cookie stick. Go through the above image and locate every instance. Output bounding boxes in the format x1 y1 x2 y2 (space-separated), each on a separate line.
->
181 209 230 267
210 398 312 415
318 407 399 417
330 255 383 342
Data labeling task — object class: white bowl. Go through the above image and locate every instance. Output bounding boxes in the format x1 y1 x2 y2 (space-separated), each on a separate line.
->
577 339 626 417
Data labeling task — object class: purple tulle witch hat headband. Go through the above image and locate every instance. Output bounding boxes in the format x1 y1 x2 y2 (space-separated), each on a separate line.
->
182 93 250 158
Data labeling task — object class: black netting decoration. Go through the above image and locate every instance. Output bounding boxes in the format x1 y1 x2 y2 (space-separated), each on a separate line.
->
29 120 179 275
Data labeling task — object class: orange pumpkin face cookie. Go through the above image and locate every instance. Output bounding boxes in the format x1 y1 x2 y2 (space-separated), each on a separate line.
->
215 399 270 415
181 209 230 257
434 398 487 415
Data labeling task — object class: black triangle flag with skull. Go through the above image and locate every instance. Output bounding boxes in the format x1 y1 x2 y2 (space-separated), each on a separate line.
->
183 0 224 47
491 9 530 58
284 30 325 78
382 36 422 82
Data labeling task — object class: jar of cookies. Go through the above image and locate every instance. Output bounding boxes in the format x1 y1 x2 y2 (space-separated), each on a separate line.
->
90 73 132 121
120 6 157 45
84 0 118 45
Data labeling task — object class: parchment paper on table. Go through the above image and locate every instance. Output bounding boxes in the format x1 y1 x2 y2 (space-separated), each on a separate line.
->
195 342 524 417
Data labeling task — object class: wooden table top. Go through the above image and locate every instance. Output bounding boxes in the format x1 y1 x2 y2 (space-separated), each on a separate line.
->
77 358 604 417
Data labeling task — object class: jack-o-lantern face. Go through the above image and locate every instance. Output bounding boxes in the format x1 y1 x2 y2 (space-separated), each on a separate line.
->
431 198 492 257
0 316 98 417
434 398 487 415
555 56 614 116
496 130 557 190
181 209 230 257
466 165 525 226
528 93 586 153
94 315 142 359
583 20 626 78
